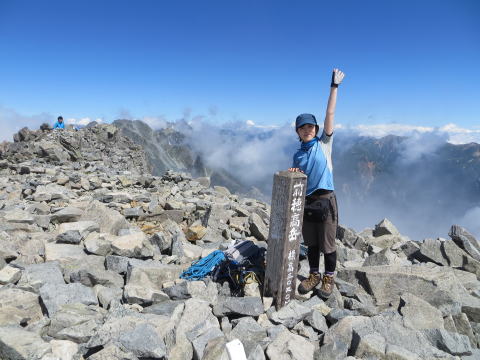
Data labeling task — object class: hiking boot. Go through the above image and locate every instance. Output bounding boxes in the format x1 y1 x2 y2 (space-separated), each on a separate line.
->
318 274 335 299
298 272 321 294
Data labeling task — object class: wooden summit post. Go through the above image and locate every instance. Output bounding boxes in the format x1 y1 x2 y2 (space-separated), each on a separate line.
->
264 170 307 309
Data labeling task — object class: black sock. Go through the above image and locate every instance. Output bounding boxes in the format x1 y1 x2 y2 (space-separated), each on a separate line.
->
307 246 320 273
324 251 337 273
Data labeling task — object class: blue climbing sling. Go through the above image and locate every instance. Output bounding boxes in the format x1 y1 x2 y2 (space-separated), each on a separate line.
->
180 250 226 280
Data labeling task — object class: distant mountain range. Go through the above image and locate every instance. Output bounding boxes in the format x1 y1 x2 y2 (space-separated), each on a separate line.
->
112 119 480 240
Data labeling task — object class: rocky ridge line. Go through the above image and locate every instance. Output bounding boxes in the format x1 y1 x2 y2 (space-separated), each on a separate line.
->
0 124 480 359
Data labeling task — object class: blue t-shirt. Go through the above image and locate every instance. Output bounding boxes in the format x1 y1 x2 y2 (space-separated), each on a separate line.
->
292 131 334 195
53 121 65 129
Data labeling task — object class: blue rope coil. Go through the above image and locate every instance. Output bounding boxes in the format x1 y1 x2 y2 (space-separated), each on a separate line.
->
180 250 226 280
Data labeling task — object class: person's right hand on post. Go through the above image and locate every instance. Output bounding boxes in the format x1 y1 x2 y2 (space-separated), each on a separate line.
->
288 168 303 172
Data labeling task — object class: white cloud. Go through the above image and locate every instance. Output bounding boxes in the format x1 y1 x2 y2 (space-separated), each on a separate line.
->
344 123 434 137
458 207 480 240
438 123 480 144
336 122 480 145
244 119 281 129
65 117 104 126
0 106 52 142
142 116 168 130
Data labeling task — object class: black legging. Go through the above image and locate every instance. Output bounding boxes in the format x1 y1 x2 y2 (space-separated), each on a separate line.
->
307 246 337 273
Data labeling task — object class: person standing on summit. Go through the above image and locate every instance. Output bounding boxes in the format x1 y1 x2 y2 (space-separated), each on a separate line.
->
53 116 65 129
288 68 345 298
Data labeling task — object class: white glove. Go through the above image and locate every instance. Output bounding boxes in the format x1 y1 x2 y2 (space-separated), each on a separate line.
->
331 68 345 87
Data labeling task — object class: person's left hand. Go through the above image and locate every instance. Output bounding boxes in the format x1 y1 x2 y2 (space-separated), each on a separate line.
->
331 68 345 87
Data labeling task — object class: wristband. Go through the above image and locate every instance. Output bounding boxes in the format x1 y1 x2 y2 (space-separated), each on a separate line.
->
331 71 338 88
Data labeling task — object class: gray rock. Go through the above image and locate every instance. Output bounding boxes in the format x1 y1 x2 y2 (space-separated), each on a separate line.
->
343 297 378 317
56 230 83 244
0 265 22 284
34 214 51 229
336 225 358 247
326 308 358 325
292 321 318 341
49 339 81 360
89 344 138 360
315 340 349 360
17 261 65 292
163 281 190 300
87 312 175 352
34 183 73 202
247 344 266 360
442 239 480 278
124 206 144 219
84 232 112 256
45 243 86 264
102 191 133 204
415 238 449 266
373 218 400 237
169 298 219 360
266 329 314 360
228 317 267 358
149 232 172 254
0 327 51 360
94 284 123 309
124 262 181 305
118 323 167 358
351 331 386 359
191 327 225 360
324 314 453 359
463 349 480 360
47 303 106 343
305 309 328 333
338 264 467 316
449 225 480 261
69 266 124 288
363 248 410 266
164 280 218 304
422 328 472 356
105 255 132 274
57 221 100 241
50 207 83 224
368 234 406 250
337 246 364 264
142 300 185 317
3 208 35 224
249 213 268 241
266 324 288 341
213 296 264 317
399 292 444 330
0 287 44 327
443 314 457 332
220 316 232 334
384 344 421 360
39 282 98 316
81 200 129 235
268 300 311 329
452 312 477 347
111 231 154 258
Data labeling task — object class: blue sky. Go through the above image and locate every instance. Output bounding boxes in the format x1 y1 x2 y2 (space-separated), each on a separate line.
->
0 0 479 132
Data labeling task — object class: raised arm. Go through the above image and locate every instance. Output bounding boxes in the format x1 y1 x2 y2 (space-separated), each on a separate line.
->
324 68 345 136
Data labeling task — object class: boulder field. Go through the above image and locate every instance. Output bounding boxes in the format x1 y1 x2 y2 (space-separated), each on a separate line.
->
1 125 480 359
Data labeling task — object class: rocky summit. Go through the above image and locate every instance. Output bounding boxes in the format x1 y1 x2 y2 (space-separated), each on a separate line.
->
1 124 480 359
